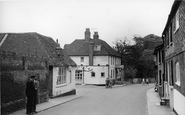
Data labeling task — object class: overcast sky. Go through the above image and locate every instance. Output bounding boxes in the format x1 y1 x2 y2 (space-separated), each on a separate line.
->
0 0 174 48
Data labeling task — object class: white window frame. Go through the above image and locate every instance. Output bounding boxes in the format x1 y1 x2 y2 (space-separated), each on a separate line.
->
175 62 180 86
56 67 66 85
175 9 179 32
94 45 101 51
75 70 82 80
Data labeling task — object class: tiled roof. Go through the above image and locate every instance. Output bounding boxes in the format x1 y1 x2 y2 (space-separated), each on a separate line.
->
0 33 6 42
64 38 121 57
0 32 76 67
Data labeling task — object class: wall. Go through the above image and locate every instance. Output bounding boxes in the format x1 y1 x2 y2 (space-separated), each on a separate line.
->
174 89 185 115
70 56 89 65
52 67 76 97
172 1 185 114
0 51 49 115
71 55 122 84
93 56 108 65
84 66 108 84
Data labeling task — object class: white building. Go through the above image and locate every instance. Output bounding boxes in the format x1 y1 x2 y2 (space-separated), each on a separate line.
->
64 28 124 85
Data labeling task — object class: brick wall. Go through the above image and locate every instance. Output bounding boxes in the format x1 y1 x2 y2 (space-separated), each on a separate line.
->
0 51 49 115
173 1 185 97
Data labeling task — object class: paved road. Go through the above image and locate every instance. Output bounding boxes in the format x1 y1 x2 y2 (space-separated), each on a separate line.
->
37 84 154 115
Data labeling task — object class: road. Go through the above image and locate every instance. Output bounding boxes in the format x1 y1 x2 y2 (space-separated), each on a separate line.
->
37 84 154 115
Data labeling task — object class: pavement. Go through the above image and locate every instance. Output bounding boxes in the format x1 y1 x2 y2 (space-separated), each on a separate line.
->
9 95 81 115
147 88 176 115
9 84 176 115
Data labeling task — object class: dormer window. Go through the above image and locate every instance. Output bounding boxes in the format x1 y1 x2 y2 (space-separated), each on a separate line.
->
56 47 62 56
94 45 101 51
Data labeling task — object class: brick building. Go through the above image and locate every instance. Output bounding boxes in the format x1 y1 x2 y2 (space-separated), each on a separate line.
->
154 44 164 98
158 0 185 114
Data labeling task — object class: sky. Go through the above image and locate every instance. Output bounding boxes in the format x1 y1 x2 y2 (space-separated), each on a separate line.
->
0 0 174 48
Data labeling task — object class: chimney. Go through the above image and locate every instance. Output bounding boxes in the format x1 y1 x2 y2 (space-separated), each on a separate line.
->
85 28 91 41
89 41 94 66
56 39 60 47
93 32 99 39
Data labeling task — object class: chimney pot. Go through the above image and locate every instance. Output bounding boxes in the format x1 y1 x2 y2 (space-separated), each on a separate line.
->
93 32 99 39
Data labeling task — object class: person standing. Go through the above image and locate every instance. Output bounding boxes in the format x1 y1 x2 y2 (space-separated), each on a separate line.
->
34 77 40 104
25 76 37 115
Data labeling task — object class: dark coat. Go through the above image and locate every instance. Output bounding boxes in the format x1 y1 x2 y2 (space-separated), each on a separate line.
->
25 79 37 114
26 80 36 97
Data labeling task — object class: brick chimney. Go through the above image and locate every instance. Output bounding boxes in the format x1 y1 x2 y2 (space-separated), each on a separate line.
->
56 39 60 47
89 41 94 66
85 28 91 41
93 32 99 39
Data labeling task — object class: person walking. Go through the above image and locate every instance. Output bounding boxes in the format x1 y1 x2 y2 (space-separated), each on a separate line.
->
142 78 145 85
25 76 37 115
146 78 149 86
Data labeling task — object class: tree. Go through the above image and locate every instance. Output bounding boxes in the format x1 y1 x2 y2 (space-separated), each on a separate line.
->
114 34 162 80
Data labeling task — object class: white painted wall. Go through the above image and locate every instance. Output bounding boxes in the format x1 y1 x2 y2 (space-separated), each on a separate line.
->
52 67 76 97
174 89 185 115
93 56 108 65
70 55 122 84
84 66 108 84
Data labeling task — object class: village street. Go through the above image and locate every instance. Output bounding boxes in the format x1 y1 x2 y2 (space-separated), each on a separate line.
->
37 84 154 115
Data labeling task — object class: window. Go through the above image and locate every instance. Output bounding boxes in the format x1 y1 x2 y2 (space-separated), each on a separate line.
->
166 31 169 46
94 45 101 51
57 67 66 85
75 70 82 80
159 51 161 64
165 63 168 81
169 23 172 43
113 69 114 78
101 72 105 77
170 60 174 86
175 9 179 31
159 70 162 85
91 72 95 77
113 57 115 65
80 57 84 62
111 70 112 78
175 62 180 86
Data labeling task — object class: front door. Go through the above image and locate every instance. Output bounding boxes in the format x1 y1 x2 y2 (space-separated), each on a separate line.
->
75 70 83 84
